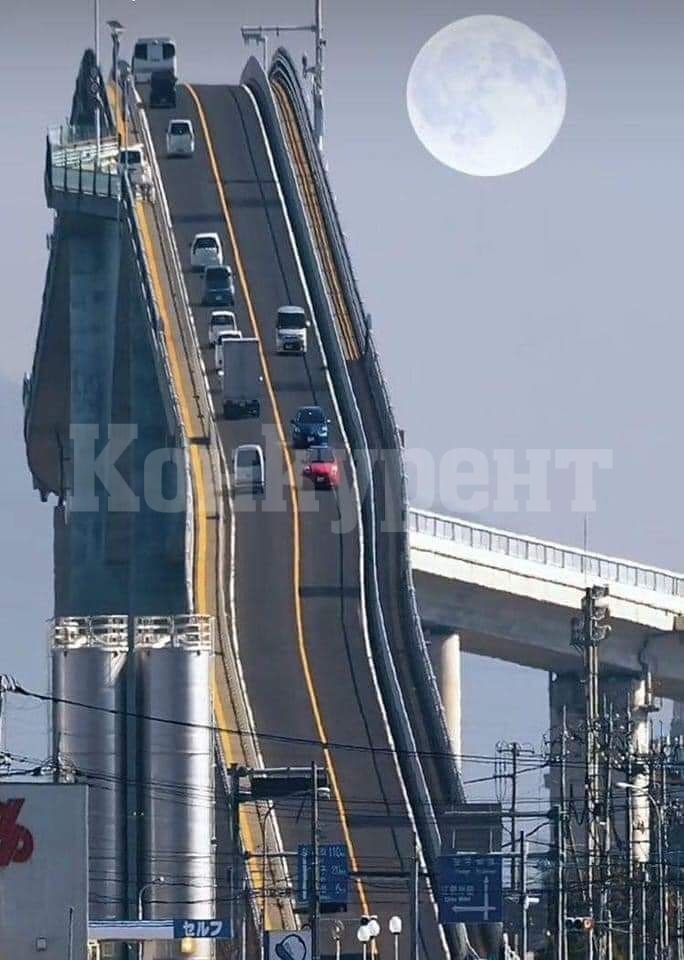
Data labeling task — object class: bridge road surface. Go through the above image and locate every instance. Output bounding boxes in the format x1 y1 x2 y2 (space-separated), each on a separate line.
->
145 84 445 959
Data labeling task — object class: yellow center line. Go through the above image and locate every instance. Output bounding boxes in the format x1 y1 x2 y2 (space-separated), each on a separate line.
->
109 84 264 889
186 82 372 919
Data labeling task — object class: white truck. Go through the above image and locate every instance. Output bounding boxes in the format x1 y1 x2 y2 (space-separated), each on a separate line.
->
275 305 309 355
222 337 262 419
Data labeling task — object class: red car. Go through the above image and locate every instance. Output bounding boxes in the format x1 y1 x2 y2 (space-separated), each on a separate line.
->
303 446 339 488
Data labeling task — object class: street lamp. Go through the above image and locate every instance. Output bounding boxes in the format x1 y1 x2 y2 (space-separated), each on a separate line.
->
330 920 344 960
617 782 666 959
260 801 281 955
389 916 402 960
356 924 371 960
241 0 326 151
107 20 124 85
137 877 165 960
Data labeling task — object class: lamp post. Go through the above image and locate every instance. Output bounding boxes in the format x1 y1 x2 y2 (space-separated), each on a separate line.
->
107 20 124 86
330 920 344 960
617 783 666 959
107 18 124 145
389 916 402 960
93 0 101 159
241 0 326 151
260 801 280 956
356 924 371 960
137 877 165 960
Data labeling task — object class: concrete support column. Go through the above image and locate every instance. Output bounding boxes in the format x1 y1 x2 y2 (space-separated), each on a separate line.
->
426 626 462 769
441 632 462 769
66 216 121 613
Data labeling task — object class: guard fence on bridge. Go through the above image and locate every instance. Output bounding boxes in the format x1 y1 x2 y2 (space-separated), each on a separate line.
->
410 508 684 599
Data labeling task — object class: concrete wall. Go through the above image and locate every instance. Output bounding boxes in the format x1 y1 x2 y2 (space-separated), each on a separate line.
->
53 211 185 619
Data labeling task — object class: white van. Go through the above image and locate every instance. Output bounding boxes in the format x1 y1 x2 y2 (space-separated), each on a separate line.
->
276 305 309 354
119 145 153 197
132 37 177 83
166 119 195 157
190 233 222 272
209 310 238 345
233 444 265 493
215 330 242 373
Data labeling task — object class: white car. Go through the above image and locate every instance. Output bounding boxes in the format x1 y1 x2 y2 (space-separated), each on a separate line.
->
208 310 238 345
190 232 222 272
166 119 195 157
215 330 243 373
119 145 153 196
276 305 309 354
233 444 265 493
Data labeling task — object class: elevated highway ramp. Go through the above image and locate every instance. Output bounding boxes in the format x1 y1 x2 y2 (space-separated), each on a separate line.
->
143 83 445 959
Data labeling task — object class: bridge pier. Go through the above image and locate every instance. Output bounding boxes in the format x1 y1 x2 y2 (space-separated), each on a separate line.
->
425 627 462 769
65 215 123 613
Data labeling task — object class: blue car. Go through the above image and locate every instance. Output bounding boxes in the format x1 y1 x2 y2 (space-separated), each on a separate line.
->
202 265 235 307
291 405 330 448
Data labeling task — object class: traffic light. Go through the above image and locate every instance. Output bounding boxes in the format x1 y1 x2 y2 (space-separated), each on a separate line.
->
565 917 594 932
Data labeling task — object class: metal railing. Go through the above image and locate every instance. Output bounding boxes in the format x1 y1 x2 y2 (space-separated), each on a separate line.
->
52 615 129 650
46 130 121 201
410 507 684 598
134 615 214 651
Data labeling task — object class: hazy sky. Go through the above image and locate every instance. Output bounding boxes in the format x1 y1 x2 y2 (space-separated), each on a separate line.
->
1 0 679 776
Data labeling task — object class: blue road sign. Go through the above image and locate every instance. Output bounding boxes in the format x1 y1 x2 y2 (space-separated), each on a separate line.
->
438 854 503 925
172 919 232 939
298 843 348 908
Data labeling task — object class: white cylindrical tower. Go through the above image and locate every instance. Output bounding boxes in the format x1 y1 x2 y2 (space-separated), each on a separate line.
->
52 615 128 919
136 615 214 960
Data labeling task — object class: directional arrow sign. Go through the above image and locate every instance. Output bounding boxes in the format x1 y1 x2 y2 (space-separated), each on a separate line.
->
438 854 503 925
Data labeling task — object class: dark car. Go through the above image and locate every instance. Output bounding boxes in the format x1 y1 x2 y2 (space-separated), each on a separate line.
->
150 69 177 108
291 406 330 449
202 265 235 307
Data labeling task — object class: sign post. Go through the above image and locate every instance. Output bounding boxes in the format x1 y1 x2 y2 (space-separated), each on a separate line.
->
438 854 503 925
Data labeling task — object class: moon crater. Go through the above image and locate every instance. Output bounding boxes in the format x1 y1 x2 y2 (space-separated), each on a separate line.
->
407 16 566 177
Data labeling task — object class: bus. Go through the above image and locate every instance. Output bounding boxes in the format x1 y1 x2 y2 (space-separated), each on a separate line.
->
132 37 177 83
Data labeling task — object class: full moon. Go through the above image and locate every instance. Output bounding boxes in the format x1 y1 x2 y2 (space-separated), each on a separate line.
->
406 15 566 177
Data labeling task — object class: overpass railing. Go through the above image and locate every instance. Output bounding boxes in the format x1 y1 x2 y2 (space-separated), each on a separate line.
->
45 127 120 201
410 507 684 598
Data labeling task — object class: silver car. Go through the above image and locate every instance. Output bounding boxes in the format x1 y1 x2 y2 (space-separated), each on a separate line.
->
166 119 195 157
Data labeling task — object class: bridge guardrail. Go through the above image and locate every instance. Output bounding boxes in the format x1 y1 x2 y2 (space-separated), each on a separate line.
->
250 54 478 959
265 53 462 806
265 51 463 791
410 507 684 598
131 81 290 932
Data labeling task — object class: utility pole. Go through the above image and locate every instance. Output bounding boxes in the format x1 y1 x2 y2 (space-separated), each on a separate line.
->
560 707 569 960
230 764 243 960
552 803 566 960
626 734 635 960
572 585 611 960
304 0 325 151
511 742 520 893
410 835 419 960
310 760 320 960
653 739 668 959
520 831 528 960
